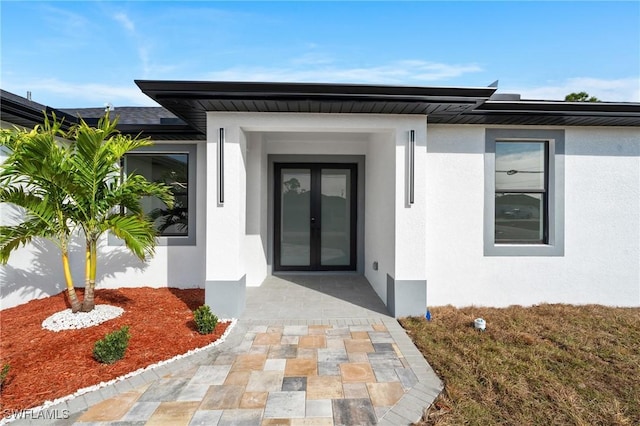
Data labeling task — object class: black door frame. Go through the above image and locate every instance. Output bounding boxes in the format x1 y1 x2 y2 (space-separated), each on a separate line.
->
274 163 357 271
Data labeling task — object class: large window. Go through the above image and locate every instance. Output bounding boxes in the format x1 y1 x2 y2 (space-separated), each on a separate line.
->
122 144 197 245
484 130 564 256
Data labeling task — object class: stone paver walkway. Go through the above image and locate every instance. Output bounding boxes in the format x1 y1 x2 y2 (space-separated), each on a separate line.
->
9 275 442 425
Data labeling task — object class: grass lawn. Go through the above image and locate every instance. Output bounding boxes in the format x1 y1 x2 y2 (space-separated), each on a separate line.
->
400 304 640 425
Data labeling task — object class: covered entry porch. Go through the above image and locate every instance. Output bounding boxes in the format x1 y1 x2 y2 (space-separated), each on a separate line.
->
203 112 428 319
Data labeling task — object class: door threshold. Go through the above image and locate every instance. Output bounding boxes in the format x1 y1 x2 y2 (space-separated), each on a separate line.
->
273 271 360 276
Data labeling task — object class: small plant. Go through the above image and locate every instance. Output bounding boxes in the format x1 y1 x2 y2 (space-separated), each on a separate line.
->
93 326 131 364
193 305 218 335
0 363 9 392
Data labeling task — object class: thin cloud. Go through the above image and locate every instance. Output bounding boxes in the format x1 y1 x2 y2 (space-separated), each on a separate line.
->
35 4 92 47
291 52 335 66
41 4 89 32
110 11 153 78
400 61 483 82
204 60 483 84
113 12 135 32
138 45 152 78
508 77 640 102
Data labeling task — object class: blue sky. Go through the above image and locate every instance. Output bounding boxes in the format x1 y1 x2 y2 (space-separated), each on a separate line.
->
2 1 639 108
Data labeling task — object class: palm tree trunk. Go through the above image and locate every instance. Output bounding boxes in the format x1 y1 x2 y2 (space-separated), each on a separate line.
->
85 240 91 282
84 239 90 301
61 250 81 313
81 239 97 312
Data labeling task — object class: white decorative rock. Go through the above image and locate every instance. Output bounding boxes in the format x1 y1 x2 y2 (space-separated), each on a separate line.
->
42 305 125 332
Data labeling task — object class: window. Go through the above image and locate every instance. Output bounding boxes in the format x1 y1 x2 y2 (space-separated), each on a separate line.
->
121 144 197 245
495 141 547 243
485 130 564 256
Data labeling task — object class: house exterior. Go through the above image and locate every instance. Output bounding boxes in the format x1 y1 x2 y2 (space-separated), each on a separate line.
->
1 82 639 317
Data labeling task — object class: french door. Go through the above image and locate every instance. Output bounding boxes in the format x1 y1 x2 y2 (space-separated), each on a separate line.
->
274 163 357 271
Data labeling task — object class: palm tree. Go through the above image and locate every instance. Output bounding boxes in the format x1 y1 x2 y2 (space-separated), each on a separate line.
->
68 114 174 312
0 116 82 312
1 113 175 313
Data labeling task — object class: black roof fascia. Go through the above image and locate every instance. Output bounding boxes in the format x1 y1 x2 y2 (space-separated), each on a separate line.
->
135 80 498 101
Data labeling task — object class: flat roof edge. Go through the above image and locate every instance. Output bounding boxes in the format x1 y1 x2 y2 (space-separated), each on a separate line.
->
134 80 498 99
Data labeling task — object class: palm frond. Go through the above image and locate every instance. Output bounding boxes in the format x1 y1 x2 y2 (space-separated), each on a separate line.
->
0 184 65 232
0 114 76 264
0 220 58 263
106 214 157 261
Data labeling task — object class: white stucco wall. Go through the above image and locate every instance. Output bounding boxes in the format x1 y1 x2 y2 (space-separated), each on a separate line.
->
426 125 640 307
364 132 396 300
244 132 269 286
1 140 207 310
205 124 246 283
394 124 428 280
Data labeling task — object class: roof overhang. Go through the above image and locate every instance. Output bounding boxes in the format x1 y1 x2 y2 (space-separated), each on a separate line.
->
135 80 498 133
441 100 640 126
0 89 79 131
135 80 640 128
1 90 204 140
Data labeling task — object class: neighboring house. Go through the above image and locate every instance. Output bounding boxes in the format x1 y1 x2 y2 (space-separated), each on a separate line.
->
1 82 639 317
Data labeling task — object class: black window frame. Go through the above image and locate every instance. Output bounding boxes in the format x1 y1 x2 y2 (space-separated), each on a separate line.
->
117 144 197 246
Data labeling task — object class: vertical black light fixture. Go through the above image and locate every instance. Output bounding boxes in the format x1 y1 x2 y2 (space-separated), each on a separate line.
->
218 128 224 204
409 130 415 204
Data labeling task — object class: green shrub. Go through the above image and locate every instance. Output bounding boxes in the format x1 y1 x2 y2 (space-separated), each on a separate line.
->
0 363 9 391
93 326 131 364
193 305 218 335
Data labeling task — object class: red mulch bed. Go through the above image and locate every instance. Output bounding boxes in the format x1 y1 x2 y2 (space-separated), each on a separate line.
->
0 287 230 414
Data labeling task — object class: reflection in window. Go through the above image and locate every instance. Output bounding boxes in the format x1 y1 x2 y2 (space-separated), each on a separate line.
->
495 142 547 243
321 169 350 266
280 170 311 266
125 154 189 236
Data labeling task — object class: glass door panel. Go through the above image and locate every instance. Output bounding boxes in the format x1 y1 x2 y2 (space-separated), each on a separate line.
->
280 169 311 266
320 169 351 266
